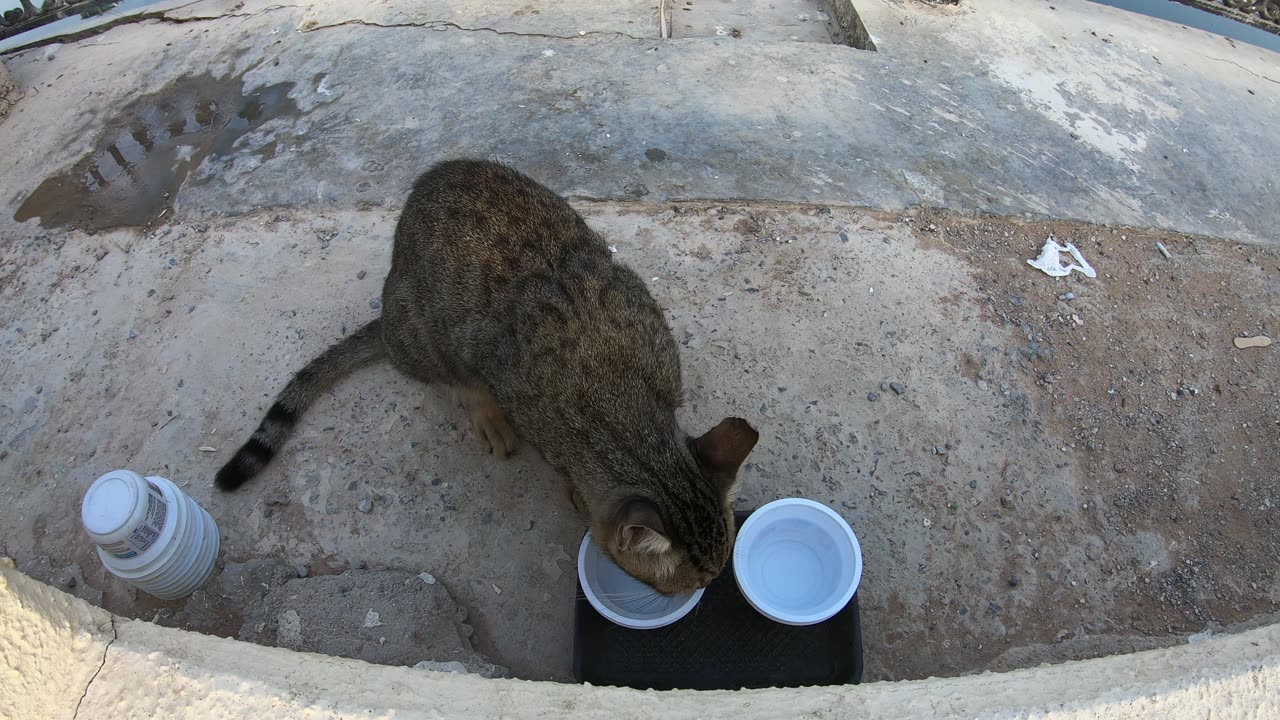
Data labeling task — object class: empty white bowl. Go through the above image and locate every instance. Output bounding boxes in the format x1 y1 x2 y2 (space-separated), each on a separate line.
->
733 498 862 626
578 531 705 630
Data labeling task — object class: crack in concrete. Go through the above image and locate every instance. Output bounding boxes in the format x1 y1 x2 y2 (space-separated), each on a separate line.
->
299 18 647 42
1199 53 1280 85
72 615 116 720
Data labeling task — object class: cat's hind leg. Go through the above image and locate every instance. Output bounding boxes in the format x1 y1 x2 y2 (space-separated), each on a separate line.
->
453 386 519 457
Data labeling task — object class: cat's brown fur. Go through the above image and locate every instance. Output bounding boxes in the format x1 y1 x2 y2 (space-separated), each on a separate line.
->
215 159 757 594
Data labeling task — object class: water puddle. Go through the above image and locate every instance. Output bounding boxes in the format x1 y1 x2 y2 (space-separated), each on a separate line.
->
14 73 297 231
1088 0 1280 54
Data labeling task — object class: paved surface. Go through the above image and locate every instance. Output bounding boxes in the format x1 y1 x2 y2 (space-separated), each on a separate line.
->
1 0 1278 683
2 0 1279 241
6 566 1280 720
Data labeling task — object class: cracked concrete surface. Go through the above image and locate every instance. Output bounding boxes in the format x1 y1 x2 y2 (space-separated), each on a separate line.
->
0 561 116 720
72 615 114 720
2 0 1279 241
1 0 1278 686
5 561 1280 720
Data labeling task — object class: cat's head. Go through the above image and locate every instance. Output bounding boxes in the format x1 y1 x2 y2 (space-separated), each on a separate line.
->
596 417 759 596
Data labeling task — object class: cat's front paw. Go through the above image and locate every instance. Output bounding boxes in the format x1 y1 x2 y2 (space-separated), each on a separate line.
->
472 404 519 458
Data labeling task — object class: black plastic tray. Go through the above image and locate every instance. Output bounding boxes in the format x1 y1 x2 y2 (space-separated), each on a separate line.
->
573 510 863 690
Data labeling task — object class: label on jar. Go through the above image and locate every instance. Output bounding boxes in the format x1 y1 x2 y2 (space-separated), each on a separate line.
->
103 481 168 560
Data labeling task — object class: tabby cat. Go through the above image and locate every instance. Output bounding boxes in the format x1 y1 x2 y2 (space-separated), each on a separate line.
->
215 160 758 594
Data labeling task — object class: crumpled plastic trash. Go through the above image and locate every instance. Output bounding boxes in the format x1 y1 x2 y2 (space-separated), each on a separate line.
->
1026 237 1097 278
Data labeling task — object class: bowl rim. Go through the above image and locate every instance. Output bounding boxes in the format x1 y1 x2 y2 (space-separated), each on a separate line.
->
577 531 705 630
733 498 863 626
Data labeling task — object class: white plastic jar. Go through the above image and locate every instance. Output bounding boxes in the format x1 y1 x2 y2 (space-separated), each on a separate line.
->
80 470 220 600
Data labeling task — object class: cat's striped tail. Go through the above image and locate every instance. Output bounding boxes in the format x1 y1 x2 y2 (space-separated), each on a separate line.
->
215 319 386 492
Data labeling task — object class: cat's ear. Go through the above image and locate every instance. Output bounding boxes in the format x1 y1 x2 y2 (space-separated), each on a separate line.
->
691 417 759 493
614 499 671 555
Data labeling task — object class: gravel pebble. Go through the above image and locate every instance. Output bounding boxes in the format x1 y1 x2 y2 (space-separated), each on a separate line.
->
866 391 880 402
358 498 373 513
889 382 906 395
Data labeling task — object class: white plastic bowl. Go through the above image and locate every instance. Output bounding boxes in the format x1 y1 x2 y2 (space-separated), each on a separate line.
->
577 531 704 630
733 498 862 626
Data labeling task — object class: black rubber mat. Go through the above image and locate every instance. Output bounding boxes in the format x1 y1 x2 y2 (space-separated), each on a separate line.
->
573 510 863 690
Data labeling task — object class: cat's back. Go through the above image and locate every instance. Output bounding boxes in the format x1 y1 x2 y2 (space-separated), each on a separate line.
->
393 159 599 268
383 160 678 401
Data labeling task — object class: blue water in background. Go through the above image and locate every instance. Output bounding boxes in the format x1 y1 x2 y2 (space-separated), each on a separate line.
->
1 0 164 53
1089 0 1280 53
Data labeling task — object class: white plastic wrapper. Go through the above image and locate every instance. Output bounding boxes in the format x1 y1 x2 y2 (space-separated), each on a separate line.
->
1027 237 1097 278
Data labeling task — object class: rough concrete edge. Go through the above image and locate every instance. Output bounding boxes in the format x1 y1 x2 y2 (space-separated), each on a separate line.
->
0 562 116 720
825 0 878 50
0 58 22 119
4 563 1280 719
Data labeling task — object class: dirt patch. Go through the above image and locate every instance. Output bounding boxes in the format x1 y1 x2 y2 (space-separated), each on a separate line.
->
0 203 1275 683
905 207 1279 638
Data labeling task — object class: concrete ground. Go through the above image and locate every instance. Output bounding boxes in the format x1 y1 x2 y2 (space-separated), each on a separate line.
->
1 0 1278 682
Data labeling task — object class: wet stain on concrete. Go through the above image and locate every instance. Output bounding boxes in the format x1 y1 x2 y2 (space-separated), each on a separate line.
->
14 73 298 231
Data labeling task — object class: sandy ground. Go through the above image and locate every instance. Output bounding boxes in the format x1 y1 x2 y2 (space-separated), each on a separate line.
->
1 199 1275 680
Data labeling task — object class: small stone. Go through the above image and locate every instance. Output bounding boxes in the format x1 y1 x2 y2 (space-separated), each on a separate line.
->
413 660 469 674
295 564 309 578
34 386 43 395
1008 577 1020 588
934 445 948 455
1113 463 1127 474
977 380 989 391
361 160 385 173
644 148 667 162
866 392 880 402
347 481 358 491
357 270 367 280
1059 292 1075 301
262 507 274 518
492 583 502 595
168 258 178 267
194 223 210 233
91 309 98 316
127 329 138 340
889 382 906 395
623 182 650 197
146 289 156 298
369 298 382 310
358 499 373 513
969 480 978 489
356 181 372 193
187 305 196 314
879 382 889 392
839 231 849 243
418 572 436 585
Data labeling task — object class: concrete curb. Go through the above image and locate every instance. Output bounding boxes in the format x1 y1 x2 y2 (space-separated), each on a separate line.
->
2 566 1277 719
